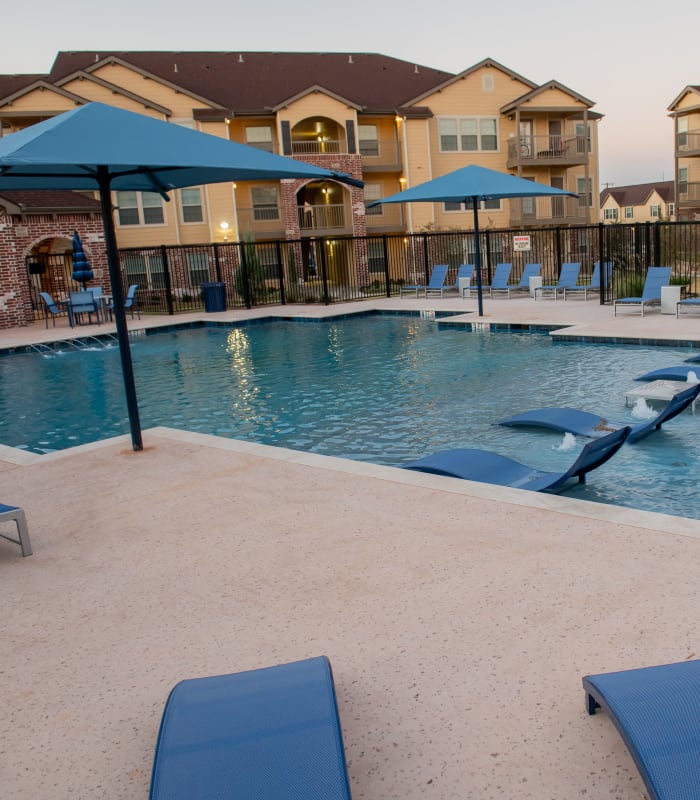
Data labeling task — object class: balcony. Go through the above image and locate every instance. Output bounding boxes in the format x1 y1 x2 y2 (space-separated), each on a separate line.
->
236 206 286 239
676 130 700 157
509 195 591 227
298 203 350 234
359 139 402 172
677 181 700 212
291 139 345 156
364 203 405 231
506 135 589 168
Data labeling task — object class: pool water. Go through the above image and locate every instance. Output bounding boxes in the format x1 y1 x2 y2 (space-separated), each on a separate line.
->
2 315 700 519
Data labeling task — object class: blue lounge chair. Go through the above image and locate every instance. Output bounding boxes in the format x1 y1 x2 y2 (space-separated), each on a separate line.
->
427 263 475 297
562 261 613 300
149 656 352 800
613 267 672 316
498 383 700 444
401 264 448 297
482 262 513 297
534 262 581 300
0 502 32 556
494 262 541 297
583 658 700 800
677 297 700 317
402 426 630 493
634 366 700 382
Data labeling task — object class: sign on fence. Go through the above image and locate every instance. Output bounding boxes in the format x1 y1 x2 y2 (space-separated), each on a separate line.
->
513 235 531 251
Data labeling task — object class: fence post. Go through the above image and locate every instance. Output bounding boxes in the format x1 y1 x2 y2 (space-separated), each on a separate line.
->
161 245 174 315
239 240 252 309
598 222 606 305
422 234 430 284
275 241 286 305
555 227 562 278
653 222 661 267
213 243 222 282
382 235 391 297
318 241 330 305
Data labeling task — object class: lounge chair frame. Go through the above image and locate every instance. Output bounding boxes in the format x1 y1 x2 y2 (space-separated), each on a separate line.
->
0 503 32 556
613 266 672 316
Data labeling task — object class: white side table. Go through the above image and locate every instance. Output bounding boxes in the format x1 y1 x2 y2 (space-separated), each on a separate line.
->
529 276 542 298
458 277 471 298
660 285 681 314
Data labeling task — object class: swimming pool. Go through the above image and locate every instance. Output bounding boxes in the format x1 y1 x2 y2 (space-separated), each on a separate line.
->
3 314 700 519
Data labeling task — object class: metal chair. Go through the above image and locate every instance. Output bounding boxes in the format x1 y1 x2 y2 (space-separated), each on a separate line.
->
108 284 140 319
0 503 32 556
39 291 60 328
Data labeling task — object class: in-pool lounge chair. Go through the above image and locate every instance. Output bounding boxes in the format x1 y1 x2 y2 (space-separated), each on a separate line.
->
492 262 541 298
534 262 581 300
562 261 613 300
427 263 475 297
481 262 513 297
149 655 352 800
0 502 32 556
613 266 671 316
401 264 448 297
498 382 700 444
402 426 630 493
583 658 700 800
634 365 700 382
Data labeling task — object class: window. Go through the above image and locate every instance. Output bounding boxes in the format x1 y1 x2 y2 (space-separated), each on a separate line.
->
123 252 165 288
624 206 634 219
650 204 660 218
258 245 281 280
115 191 165 226
246 126 273 152
443 198 501 212
575 123 592 154
180 187 204 223
679 167 688 195
186 251 210 287
604 208 618 221
678 117 688 148
576 177 593 208
251 187 279 220
482 74 494 92
439 117 498 152
358 125 379 157
364 184 383 216
668 203 675 217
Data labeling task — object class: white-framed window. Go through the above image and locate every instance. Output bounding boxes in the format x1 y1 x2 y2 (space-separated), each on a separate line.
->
650 204 660 217
123 252 165 288
186 251 210 287
251 187 280 220
679 167 688 195
438 117 498 152
624 206 634 219
575 122 592 154
668 202 675 217
358 124 379 157
180 187 204 223
444 198 501 212
364 184 383 216
678 117 688 148
246 126 273 152
115 191 165 226
604 208 618 220
576 177 593 208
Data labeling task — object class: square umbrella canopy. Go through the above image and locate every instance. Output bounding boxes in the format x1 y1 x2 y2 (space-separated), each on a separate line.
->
0 102 363 450
371 164 577 316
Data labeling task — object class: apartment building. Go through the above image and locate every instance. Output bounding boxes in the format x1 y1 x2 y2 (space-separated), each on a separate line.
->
600 181 675 223
669 85 700 221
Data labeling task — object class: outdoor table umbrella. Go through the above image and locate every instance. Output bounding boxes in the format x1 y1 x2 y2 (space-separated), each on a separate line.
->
370 164 577 316
0 102 362 450
71 230 93 287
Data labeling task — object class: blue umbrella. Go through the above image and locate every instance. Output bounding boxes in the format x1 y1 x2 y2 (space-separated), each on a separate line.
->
371 164 577 316
0 103 362 450
71 230 94 287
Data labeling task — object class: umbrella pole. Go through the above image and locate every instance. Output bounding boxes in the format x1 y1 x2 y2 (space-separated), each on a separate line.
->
97 167 144 451
472 198 484 317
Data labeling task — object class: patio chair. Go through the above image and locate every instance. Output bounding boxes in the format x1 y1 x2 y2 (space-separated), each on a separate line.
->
583 658 700 800
562 261 613 300
534 262 581 300
0 502 32 556
677 296 700 317
149 656 352 800
491 263 540 298
69 290 101 325
401 264 448 297
108 284 140 319
402 426 630 493
498 382 700 444
481 263 513 297
427 263 475 298
613 266 672 316
39 291 61 328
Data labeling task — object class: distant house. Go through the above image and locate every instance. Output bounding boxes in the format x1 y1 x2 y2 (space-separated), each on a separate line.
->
668 85 700 221
599 181 675 223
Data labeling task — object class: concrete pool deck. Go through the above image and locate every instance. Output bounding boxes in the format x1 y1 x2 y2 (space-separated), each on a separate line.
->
2 295 700 798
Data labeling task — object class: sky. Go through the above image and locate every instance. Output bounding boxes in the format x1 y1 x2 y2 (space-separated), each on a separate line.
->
2 0 697 188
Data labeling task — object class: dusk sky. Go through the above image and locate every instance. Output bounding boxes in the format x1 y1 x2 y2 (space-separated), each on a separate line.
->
3 0 697 188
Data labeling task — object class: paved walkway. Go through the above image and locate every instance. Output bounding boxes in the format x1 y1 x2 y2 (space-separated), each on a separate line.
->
2 296 700 799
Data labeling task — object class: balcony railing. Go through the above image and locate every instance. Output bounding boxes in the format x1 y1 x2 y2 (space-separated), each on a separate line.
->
291 139 345 155
298 203 346 230
677 130 700 155
509 195 591 226
506 135 589 168
364 203 405 229
677 181 700 206
236 206 286 238
359 139 402 171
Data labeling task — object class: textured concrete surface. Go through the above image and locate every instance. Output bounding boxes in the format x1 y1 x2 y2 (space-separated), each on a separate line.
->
2 297 700 799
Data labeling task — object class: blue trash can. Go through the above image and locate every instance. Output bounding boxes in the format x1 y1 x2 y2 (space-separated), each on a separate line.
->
201 282 226 312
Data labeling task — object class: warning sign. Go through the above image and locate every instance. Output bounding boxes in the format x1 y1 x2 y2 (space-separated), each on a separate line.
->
513 235 531 252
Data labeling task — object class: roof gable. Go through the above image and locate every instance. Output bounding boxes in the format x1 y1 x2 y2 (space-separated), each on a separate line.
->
54 70 172 116
0 80 87 111
501 80 595 113
271 84 362 112
668 85 700 112
600 181 675 208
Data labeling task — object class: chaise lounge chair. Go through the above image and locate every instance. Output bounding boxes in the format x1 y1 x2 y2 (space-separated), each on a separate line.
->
481 262 513 297
613 266 672 316
498 383 700 444
427 263 475 297
401 263 449 298
534 262 581 300
677 296 700 317
583 658 700 800
402 426 630 493
149 655 352 800
634 366 700 382
562 261 613 300
0 502 32 556
494 262 541 298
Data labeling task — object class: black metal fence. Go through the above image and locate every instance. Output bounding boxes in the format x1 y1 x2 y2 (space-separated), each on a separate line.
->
116 221 700 313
